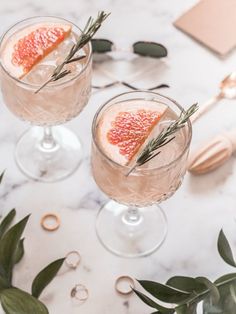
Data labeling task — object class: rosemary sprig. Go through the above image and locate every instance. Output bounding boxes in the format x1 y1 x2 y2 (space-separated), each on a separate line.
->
126 103 198 176
35 11 110 93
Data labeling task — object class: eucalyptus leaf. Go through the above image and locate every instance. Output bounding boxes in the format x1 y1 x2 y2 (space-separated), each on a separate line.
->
166 276 206 294
176 303 197 314
196 277 220 304
203 301 222 314
32 258 65 298
176 306 186 314
0 288 48 314
229 284 236 303
217 229 236 267
219 281 236 311
203 277 236 314
203 300 222 314
214 273 236 285
0 275 11 290
0 171 5 184
0 215 30 281
133 288 174 313
138 280 191 304
13 239 24 264
0 209 16 239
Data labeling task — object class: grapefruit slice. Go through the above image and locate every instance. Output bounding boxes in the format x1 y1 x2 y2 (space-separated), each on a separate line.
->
97 100 167 166
2 23 72 78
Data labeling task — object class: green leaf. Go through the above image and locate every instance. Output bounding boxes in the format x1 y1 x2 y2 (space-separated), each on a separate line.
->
133 288 174 313
0 215 30 281
0 209 16 239
0 288 48 314
0 171 5 184
203 277 236 314
176 304 197 314
229 284 236 303
138 280 191 304
166 276 206 293
215 273 236 285
196 277 220 304
32 258 65 298
176 306 186 314
217 229 236 267
203 298 223 314
13 238 24 264
0 275 11 290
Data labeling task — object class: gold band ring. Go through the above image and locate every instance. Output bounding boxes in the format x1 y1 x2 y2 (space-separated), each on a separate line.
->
41 213 60 231
65 251 81 269
115 276 135 295
71 284 89 301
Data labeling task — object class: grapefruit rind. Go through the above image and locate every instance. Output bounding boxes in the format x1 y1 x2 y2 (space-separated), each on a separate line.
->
97 101 167 166
1 23 72 79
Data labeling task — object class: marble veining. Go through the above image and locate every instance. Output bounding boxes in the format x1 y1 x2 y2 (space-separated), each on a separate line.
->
0 0 236 313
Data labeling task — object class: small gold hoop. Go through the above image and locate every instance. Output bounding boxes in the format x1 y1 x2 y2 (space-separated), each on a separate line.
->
71 284 89 301
41 213 60 231
65 251 81 269
115 276 135 295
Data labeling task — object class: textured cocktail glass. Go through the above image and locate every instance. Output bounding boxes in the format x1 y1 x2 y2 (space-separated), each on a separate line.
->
0 17 92 182
91 91 192 257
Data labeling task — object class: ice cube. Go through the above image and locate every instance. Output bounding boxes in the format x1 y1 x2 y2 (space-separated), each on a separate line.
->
23 64 56 85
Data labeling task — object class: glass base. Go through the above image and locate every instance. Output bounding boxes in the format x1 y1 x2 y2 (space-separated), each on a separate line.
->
96 200 168 258
15 126 82 182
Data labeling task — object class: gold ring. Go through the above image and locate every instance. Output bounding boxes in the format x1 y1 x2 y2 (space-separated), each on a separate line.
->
41 213 60 231
71 284 89 301
115 276 135 295
65 251 81 269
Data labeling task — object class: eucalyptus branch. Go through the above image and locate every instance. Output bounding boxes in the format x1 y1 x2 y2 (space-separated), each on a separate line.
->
135 229 236 314
176 276 236 308
35 11 110 93
126 103 198 176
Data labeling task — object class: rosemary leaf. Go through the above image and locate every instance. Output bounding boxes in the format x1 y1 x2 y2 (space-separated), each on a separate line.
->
35 11 110 93
66 55 86 64
53 70 71 81
126 103 198 176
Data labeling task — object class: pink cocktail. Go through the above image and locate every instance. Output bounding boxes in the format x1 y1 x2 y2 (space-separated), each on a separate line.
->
0 16 92 182
91 91 192 257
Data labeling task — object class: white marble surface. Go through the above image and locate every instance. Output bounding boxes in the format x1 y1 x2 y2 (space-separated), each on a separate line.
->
1 0 236 313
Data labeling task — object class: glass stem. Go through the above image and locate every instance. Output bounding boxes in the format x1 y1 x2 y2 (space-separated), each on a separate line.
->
40 127 58 151
123 207 142 225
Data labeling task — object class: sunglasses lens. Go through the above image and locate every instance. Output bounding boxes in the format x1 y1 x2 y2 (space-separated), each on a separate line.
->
91 39 113 53
133 42 168 58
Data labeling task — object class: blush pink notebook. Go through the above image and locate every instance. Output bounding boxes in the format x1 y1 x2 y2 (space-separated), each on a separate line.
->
174 0 236 56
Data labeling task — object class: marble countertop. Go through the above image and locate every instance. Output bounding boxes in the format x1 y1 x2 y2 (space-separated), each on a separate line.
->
1 0 236 313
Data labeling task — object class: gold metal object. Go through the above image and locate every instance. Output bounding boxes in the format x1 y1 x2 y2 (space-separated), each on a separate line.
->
191 72 236 123
65 251 81 269
71 284 89 301
115 276 135 295
41 213 60 231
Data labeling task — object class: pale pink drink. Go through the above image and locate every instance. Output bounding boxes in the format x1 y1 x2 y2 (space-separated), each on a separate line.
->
0 17 92 182
91 91 192 257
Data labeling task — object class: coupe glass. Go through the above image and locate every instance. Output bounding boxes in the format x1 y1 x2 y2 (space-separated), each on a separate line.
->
0 17 92 182
91 91 192 257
